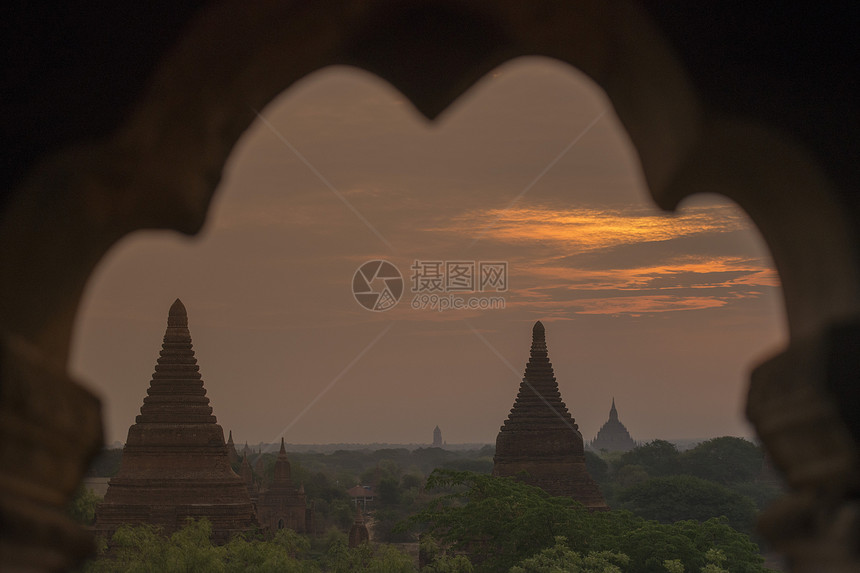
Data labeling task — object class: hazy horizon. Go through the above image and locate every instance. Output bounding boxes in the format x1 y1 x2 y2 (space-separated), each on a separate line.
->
71 57 786 447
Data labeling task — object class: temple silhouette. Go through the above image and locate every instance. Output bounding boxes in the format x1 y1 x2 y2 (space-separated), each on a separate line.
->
493 321 607 510
95 299 255 541
590 398 638 452
432 425 443 447
95 300 312 539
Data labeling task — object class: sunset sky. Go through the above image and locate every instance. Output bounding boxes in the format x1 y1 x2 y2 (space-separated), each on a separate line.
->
71 57 786 447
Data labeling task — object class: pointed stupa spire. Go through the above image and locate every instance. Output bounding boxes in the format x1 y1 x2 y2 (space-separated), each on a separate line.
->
226 430 239 465
96 299 255 539
168 298 187 326
609 398 618 421
499 320 577 433
240 453 253 481
273 438 291 482
134 298 215 425
493 321 606 509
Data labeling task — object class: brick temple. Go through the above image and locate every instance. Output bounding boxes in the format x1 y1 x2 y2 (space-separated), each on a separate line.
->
95 299 255 541
590 398 637 452
493 321 607 510
255 438 313 533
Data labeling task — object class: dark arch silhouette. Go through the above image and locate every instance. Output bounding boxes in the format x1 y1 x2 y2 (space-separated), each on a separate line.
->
1 2 857 570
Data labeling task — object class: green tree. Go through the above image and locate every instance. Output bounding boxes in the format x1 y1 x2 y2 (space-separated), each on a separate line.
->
730 481 782 511
420 535 474 573
77 519 317 573
329 498 357 530
509 537 629 573
615 440 681 477
321 537 415 572
67 486 102 525
378 476 402 506
223 532 314 573
408 470 768 573
585 451 609 484
614 464 650 489
680 438 763 485
675 517 766 573
167 519 226 572
616 476 757 533
402 474 425 490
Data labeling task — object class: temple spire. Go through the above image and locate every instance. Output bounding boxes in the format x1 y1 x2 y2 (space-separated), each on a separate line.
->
273 437 291 482
591 397 636 452
168 298 187 326
493 321 606 509
96 299 255 539
134 298 215 425
501 320 576 432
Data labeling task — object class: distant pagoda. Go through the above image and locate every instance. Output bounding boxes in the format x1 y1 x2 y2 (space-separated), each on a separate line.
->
493 321 606 509
95 299 255 541
226 430 240 465
432 425 442 447
590 398 637 452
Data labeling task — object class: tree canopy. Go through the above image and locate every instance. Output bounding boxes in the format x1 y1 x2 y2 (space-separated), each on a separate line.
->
615 475 758 534
680 437 763 485
406 470 769 573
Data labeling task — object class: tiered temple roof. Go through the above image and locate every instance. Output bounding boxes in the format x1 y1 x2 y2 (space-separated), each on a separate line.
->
95 299 255 540
590 399 637 452
493 321 606 509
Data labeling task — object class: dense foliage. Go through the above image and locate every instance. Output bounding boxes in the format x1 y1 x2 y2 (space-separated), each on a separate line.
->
615 475 757 534
406 470 770 573
68 486 102 525
77 519 414 573
597 438 782 521
78 438 782 571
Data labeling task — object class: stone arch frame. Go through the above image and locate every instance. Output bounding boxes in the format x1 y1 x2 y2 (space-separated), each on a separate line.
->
1 1 857 571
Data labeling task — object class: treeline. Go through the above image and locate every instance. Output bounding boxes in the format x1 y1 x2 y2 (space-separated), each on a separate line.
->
75 472 774 573
70 437 782 572
81 445 494 536
585 437 783 535
79 439 781 538
409 470 774 573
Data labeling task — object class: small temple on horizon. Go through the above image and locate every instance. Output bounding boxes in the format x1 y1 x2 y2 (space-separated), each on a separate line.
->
432 425 443 447
95 299 255 540
590 398 638 452
493 321 607 510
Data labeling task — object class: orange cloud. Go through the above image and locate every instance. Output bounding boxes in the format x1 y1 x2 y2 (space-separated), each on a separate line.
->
430 204 780 315
440 204 749 251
